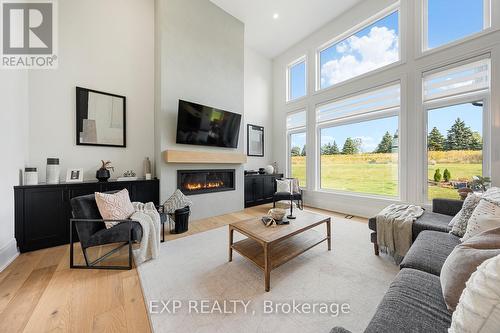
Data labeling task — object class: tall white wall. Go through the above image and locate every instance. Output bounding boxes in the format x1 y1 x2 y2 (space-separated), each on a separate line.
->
0 71 29 270
0 0 154 271
244 47 274 171
156 0 245 220
27 0 155 181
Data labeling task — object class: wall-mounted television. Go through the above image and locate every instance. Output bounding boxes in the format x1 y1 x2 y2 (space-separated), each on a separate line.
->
176 100 241 148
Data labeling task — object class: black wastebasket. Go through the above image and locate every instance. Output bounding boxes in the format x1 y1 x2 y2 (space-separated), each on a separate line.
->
169 206 190 234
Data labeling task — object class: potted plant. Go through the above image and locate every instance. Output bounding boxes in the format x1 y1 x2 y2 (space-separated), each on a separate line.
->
96 160 114 182
471 176 491 193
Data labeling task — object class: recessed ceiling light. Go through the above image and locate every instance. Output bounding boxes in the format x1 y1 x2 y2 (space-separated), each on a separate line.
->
273 13 279 19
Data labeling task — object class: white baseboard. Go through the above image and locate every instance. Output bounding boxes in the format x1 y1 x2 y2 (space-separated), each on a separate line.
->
303 190 402 218
0 238 19 272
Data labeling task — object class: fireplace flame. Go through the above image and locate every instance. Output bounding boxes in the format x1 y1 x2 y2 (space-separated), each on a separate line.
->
185 181 224 191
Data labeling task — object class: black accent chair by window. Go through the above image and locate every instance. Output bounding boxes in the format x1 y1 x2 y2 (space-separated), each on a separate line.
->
69 192 143 270
273 178 303 210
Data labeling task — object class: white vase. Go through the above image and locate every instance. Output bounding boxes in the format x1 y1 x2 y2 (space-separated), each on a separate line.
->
264 165 274 174
46 158 60 184
24 167 38 185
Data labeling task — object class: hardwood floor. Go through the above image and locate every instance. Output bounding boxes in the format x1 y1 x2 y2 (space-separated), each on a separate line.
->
0 204 365 333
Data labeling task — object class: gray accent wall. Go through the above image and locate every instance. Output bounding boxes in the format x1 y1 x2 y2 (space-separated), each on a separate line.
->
156 0 245 220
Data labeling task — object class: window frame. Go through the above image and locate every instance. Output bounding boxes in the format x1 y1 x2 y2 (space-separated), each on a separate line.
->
421 55 492 202
286 109 308 186
421 0 492 53
286 56 308 103
315 82 402 199
315 2 401 92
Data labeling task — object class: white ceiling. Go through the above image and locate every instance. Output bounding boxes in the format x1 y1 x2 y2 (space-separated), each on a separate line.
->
210 0 364 59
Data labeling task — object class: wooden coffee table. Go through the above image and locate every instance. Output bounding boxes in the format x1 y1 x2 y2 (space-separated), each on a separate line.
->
228 210 331 291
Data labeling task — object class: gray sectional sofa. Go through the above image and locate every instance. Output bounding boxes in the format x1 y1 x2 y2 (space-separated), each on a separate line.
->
332 198 464 333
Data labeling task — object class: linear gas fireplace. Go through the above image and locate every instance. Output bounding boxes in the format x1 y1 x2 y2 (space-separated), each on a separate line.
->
177 169 235 196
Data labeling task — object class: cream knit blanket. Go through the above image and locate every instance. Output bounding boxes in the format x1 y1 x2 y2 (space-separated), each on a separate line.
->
131 202 161 265
376 204 424 263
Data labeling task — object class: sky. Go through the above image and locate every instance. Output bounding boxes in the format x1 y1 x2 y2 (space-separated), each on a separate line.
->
320 11 399 89
289 61 306 100
428 103 483 135
427 0 484 49
288 1 485 152
320 116 398 153
290 132 306 151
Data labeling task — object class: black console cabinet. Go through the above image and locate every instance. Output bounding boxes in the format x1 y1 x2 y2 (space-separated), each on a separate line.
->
14 179 159 253
244 174 283 208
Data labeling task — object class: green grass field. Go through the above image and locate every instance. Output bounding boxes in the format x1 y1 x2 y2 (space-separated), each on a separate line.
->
291 151 482 200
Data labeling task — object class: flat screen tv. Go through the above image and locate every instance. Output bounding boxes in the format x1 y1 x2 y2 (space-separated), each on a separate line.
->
176 100 241 148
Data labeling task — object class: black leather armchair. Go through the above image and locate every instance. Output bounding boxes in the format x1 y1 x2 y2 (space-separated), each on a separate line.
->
272 178 303 210
69 192 143 270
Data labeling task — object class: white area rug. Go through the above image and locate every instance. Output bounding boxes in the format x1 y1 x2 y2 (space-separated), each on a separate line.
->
137 215 399 333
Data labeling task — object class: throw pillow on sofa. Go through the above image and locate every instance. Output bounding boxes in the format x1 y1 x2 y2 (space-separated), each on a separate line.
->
440 227 500 311
449 253 500 333
450 193 481 236
462 214 500 242
482 186 500 202
95 189 135 228
461 198 500 242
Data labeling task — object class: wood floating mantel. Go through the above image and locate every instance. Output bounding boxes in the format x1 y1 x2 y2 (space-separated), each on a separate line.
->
164 149 247 164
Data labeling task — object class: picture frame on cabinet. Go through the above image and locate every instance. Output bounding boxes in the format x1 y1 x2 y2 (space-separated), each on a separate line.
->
66 168 84 183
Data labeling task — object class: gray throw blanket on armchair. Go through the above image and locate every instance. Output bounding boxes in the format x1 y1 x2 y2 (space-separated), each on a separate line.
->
376 204 424 264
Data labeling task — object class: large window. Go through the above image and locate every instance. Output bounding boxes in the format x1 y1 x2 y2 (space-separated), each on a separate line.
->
317 84 400 196
318 10 399 90
287 111 307 187
423 58 490 200
424 0 490 50
287 58 306 101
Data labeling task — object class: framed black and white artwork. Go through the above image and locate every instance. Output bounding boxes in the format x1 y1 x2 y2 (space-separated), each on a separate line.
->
76 87 126 147
66 168 83 183
247 124 264 157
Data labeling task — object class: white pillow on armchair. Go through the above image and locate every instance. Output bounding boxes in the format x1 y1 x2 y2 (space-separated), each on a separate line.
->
276 178 301 194
276 179 291 193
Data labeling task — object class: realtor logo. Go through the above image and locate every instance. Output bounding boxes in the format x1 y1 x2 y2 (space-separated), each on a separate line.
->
1 0 58 69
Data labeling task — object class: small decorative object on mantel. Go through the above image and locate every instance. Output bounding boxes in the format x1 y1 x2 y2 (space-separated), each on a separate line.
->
117 170 138 181
258 168 266 174
144 157 152 180
264 165 274 175
66 168 84 183
46 158 60 184
24 167 38 185
96 160 114 182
